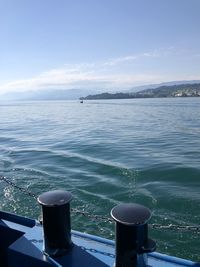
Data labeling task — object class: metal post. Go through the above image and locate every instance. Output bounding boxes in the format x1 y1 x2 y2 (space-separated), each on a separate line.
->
111 203 156 267
37 190 73 257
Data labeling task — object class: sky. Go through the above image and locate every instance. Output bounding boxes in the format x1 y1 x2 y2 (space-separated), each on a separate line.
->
0 0 200 95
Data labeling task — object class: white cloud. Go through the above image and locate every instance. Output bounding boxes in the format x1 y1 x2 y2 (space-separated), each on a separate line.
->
0 47 196 95
103 56 138 66
102 50 161 67
0 67 165 94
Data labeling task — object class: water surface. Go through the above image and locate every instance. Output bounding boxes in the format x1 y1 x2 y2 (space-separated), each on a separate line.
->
0 98 200 261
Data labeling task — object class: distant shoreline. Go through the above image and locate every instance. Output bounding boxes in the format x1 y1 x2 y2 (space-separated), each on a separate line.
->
80 83 200 100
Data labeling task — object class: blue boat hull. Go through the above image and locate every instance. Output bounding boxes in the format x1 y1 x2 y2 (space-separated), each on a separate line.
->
0 210 199 267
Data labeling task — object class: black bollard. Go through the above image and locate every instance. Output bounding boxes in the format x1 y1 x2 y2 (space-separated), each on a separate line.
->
111 203 156 267
37 190 73 257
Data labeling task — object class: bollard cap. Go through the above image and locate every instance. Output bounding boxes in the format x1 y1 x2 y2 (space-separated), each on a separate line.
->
111 203 151 226
37 190 72 207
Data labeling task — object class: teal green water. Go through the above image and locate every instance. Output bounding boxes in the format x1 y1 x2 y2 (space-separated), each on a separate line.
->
0 98 200 261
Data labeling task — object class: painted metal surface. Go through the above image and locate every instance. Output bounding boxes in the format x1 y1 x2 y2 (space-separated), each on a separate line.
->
0 210 200 267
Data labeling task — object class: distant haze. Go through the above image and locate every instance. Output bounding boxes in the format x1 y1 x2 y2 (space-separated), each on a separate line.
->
1 80 200 101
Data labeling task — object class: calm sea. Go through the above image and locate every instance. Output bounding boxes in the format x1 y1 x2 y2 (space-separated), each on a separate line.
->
0 97 200 261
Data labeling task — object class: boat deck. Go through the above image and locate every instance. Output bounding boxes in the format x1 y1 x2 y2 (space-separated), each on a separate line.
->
0 211 200 267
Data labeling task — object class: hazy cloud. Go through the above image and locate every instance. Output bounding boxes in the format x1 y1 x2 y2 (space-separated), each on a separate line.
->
0 47 197 95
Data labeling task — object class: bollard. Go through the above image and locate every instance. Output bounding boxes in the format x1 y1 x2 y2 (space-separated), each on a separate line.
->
37 190 73 257
111 203 156 267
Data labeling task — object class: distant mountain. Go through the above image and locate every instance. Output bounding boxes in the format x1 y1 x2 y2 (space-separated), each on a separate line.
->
81 83 200 100
134 83 200 97
128 80 200 93
0 89 101 101
2 80 200 101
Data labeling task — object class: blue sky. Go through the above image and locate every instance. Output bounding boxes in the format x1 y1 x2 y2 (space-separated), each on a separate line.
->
0 0 200 94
